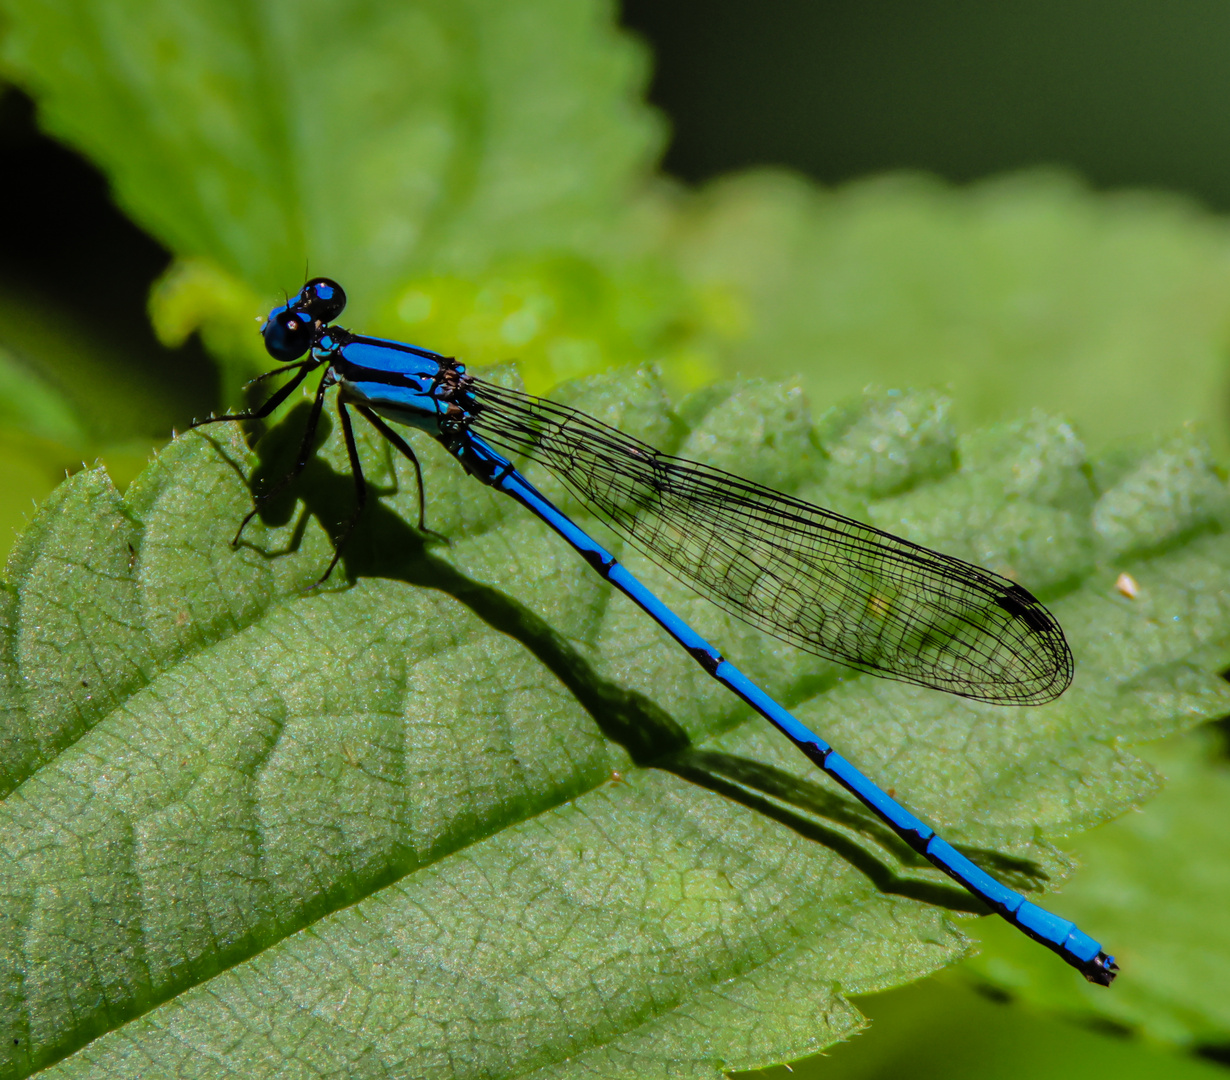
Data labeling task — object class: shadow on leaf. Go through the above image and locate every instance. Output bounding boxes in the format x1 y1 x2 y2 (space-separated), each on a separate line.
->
233 410 1045 916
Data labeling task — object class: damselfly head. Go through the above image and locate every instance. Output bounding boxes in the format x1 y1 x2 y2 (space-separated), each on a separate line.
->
260 278 346 362
261 301 315 361
299 277 347 323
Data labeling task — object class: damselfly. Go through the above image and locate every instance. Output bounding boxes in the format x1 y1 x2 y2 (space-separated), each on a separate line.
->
192 278 1116 985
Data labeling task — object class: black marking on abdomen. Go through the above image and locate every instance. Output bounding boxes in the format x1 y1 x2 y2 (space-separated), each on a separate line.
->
579 548 616 576
685 645 721 675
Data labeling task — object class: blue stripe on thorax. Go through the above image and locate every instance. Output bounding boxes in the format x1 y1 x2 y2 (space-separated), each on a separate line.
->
329 336 456 436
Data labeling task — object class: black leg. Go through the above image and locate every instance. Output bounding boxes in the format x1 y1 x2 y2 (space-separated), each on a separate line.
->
354 404 437 535
189 360 318 427
314 399 367 585
245 358 317 386
231 368 332 546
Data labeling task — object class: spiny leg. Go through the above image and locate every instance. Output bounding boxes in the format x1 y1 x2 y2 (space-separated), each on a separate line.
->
354 408 430 531
232 368 333 546
353 404 435 534
189 358 319 427
314 399 368 585
246 358 318 387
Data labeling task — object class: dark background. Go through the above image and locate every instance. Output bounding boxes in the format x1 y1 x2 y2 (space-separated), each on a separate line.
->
6 0 1230 411
622 0 1230 203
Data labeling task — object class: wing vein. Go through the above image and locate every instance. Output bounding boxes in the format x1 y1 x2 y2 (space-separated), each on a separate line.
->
467 380 1073 704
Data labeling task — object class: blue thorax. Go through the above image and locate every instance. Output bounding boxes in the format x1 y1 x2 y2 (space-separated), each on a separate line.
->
315 331 472 438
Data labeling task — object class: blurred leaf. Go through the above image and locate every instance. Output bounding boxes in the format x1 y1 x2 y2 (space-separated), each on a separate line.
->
147 258 271 385
1091 434 1230 560
955 435 1230 1051
0 0 663 310
0 345 88 447
0 336 166 566
964 726 1230 1051
371 251 721 394
1 370 1227 1077
658 169 1230 454
0 343 154 562
0 0 753 405
0 429 73 558
153 241 728 403
757 976 1230 1080
0 280 188 443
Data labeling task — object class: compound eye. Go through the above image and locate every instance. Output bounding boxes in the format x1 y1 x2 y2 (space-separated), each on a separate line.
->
300 277 346 323
262 305 315 361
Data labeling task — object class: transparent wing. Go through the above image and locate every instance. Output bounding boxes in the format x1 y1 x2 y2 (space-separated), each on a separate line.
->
467 380 1073 705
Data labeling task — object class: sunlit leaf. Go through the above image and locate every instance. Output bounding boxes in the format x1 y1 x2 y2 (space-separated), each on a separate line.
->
0 0 663 309
0 372 1224 1077
659 169 1230 454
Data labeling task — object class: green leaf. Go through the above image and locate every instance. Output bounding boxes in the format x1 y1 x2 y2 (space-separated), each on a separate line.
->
0 347 87 449
0 0 740 402
0 313 181 567
661 169 1230 455
953 432 1230 1052
0 429 73 561
0 336 175 565
0 0 663 309
964 729 1230 1051
0 282 184 446
1 371 1227 1077
782 975 1230 1080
